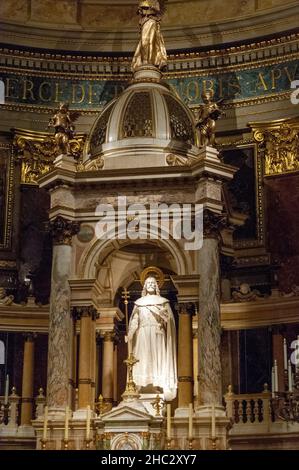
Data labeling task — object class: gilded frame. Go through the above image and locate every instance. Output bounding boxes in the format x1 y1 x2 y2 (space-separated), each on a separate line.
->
0 143 14 250
218 139 265 249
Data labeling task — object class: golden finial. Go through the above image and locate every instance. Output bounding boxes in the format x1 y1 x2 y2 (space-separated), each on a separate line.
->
151 394 163 416
95 394 110 416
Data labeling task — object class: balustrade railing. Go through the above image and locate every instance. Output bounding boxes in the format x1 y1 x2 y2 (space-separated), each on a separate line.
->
225 384 273 426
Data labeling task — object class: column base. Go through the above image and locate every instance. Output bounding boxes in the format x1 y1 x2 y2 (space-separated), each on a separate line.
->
72 408 96 420
17 424 35 437
195 404 226 418
47 407 67 420
174 407 191 418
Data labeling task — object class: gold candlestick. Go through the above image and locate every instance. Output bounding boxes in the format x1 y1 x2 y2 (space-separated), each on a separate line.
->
85 438 93 450
151 394 163 416
62 438 69 450
166 438 171 450
40 438 47 450
187 438 194 450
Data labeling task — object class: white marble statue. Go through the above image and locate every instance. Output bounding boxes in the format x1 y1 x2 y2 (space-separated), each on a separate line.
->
128 276 177 401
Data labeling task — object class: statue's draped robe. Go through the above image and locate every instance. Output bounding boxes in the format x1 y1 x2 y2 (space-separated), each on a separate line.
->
128 294 177 400
132 16 167 71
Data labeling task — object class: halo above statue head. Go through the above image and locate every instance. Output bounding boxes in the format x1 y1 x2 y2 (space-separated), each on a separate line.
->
138 0 160 12
140 266 165 289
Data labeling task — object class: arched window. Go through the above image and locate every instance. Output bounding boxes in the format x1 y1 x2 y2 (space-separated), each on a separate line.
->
0 340 5 365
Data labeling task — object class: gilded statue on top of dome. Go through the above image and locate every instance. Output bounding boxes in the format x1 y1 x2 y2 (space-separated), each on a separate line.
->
132 0 168 72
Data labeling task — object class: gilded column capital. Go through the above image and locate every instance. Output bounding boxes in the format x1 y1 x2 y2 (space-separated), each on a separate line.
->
71 305 98 321
48 216 80 246
176 302 195 315
22 332 37 342
203 210 227 240
103 331 115 342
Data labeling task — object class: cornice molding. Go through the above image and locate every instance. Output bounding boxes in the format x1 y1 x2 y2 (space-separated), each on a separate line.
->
0 3 298 52
0 294 298 332
221 296 299 330
0 31 299 76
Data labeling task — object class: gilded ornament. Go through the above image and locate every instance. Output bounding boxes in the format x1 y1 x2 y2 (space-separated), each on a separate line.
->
13 129 86 184
48 103 81 156
0 287 14 306
166 153 196 167
132 0 168 72
232 283 264 302
252 122 299 176
195 92 225 147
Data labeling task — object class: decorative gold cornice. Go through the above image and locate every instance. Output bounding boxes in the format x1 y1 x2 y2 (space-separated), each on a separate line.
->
1 52 298 80
13 128 86 184
249 117 299 176
0 30 298 66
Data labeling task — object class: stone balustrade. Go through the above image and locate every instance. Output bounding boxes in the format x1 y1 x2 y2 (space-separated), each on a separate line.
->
225 384 272 426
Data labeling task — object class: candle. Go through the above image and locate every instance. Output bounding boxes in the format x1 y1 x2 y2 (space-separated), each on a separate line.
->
4 374 9 405
211 404 216 439
188 403 193 439
283 338 288 370
288 360 293 392
43 406 48 440
64 406 69 440
86 405 91 440
271 366 275 398
166 404 171 439
274 360 278 392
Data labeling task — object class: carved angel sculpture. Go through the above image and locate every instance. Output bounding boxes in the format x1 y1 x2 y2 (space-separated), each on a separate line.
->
195 92 225 147
132 0 168 72
48 103 80 155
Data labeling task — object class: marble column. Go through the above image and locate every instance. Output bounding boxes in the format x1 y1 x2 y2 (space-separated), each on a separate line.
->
272 327 285 392
47 216 80 413
177 303 194 409
95 332 101 401
90 319 96 409
113 338 118 405
197 211 224 406
102 331 115 410
73 306 97 409
70 323 78 410
20 333 35 425
193 330 198 399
